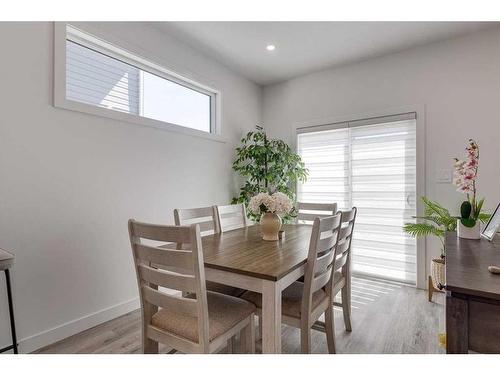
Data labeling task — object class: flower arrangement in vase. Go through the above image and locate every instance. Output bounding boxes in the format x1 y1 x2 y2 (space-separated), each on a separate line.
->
453 139 490 239
249 192 293 241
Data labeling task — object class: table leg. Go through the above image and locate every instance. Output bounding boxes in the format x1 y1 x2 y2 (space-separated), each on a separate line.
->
446 292 468 354
261 280 281 354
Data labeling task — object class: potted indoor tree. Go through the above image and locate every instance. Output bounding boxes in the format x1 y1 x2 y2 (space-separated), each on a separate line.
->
232 126 308 222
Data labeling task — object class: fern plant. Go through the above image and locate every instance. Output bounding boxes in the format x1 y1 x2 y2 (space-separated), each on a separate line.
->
403 197 457 257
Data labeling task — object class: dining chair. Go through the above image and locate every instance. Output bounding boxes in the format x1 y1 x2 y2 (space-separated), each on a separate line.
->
174 206 245 298
296 202 338 224
128 220 256 354
215 203 248 232
241 213 343 353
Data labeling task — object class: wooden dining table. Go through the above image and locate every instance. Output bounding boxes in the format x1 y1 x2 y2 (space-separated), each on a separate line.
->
200 223 313 354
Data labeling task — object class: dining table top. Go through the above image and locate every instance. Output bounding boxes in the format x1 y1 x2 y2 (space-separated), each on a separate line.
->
201 224 312 281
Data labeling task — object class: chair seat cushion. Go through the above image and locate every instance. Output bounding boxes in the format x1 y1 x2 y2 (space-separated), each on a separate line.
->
205 281 245 298
151 291 255 343
241 271 342 319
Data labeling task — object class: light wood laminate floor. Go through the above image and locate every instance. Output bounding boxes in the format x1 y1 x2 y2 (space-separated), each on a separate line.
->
34 277 445 354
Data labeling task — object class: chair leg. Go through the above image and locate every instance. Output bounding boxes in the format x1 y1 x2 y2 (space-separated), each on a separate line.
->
143 337 159 354
240 315 256 354
5 270 18 354
341 285 352 332
227 337 236 353
300 326 312 354
325 304 336 354
428 276 434 302
257 315 263 341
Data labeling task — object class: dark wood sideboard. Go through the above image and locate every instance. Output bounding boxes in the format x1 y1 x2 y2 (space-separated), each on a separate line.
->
445 232 500 353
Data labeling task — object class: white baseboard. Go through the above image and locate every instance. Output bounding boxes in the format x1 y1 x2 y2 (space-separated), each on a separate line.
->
16 297 140 353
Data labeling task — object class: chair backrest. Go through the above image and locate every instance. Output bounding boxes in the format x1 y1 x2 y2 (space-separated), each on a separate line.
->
334 208 357 277
215 203 248 233
128 220 210 348
301 213 342 317
296 202 338 224
174 206 219 236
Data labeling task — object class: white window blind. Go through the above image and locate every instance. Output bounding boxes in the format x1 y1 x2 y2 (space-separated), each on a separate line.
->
297 114 417 284
64 25 214 134
66 40 141 114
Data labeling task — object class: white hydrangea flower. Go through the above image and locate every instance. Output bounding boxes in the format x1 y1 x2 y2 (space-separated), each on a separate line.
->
271 192 293 215
248 191 292 216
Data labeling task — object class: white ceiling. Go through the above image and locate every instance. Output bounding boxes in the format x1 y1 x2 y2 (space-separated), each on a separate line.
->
157 22 497 85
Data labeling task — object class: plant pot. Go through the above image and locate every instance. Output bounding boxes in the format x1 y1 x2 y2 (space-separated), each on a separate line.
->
431 257 445 290
260 213 282 241
457 219 481 239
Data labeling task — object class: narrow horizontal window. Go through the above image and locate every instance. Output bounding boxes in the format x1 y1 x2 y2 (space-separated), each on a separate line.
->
58 24 218 135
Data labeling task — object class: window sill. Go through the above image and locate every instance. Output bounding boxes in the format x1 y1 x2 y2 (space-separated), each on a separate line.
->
53 97 227 144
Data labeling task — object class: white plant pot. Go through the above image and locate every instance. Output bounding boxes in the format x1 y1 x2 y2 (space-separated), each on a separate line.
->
457 219 481 239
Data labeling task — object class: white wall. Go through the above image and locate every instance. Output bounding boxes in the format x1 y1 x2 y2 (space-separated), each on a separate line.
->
263 27 500 282
0 22 261 352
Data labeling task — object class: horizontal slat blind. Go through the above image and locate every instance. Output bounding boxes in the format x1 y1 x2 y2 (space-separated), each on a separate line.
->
297 127 350 209
297 115 417 284
66 40 140 114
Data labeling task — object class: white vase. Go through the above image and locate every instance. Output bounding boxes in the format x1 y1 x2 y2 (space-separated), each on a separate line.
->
457 219 481 239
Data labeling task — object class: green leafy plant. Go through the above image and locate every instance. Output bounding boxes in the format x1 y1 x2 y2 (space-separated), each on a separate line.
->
404 196 491 256
231 127 308 221
403 197 457 257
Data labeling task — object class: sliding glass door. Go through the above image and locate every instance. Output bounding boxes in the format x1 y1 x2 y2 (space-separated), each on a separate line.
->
297 113 417 284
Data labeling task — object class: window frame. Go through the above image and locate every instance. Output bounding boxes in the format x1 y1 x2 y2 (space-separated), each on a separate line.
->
54 23 224 142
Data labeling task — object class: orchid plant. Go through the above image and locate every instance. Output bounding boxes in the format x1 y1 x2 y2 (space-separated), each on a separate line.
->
403 139 490 256
453 139 490 228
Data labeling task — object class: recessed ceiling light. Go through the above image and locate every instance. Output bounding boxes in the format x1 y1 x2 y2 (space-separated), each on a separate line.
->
266 44 276 51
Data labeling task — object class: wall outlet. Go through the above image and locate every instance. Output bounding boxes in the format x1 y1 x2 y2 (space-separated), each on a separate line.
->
436 169 452 184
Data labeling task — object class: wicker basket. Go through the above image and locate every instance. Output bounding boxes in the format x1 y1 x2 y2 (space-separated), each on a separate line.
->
431 258 445 290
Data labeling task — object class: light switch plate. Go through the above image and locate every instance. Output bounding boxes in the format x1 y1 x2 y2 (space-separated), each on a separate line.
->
436 169 452 184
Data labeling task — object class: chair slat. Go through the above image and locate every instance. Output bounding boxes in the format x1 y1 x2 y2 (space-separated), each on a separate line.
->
315 249 335 275
312 265 333 292
196 220 215 233
297 202 338 225
339 223 353 241
317 233 337 253
341 209 356 223
297 213 334 223
336 239 350 255
138 264 197 292
175 207 214 221
217 204 243 214
334 252 348 271
132 222 192 243
298 202 338 212
134 244 194 272
142 285 198 316
319 214 341 232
